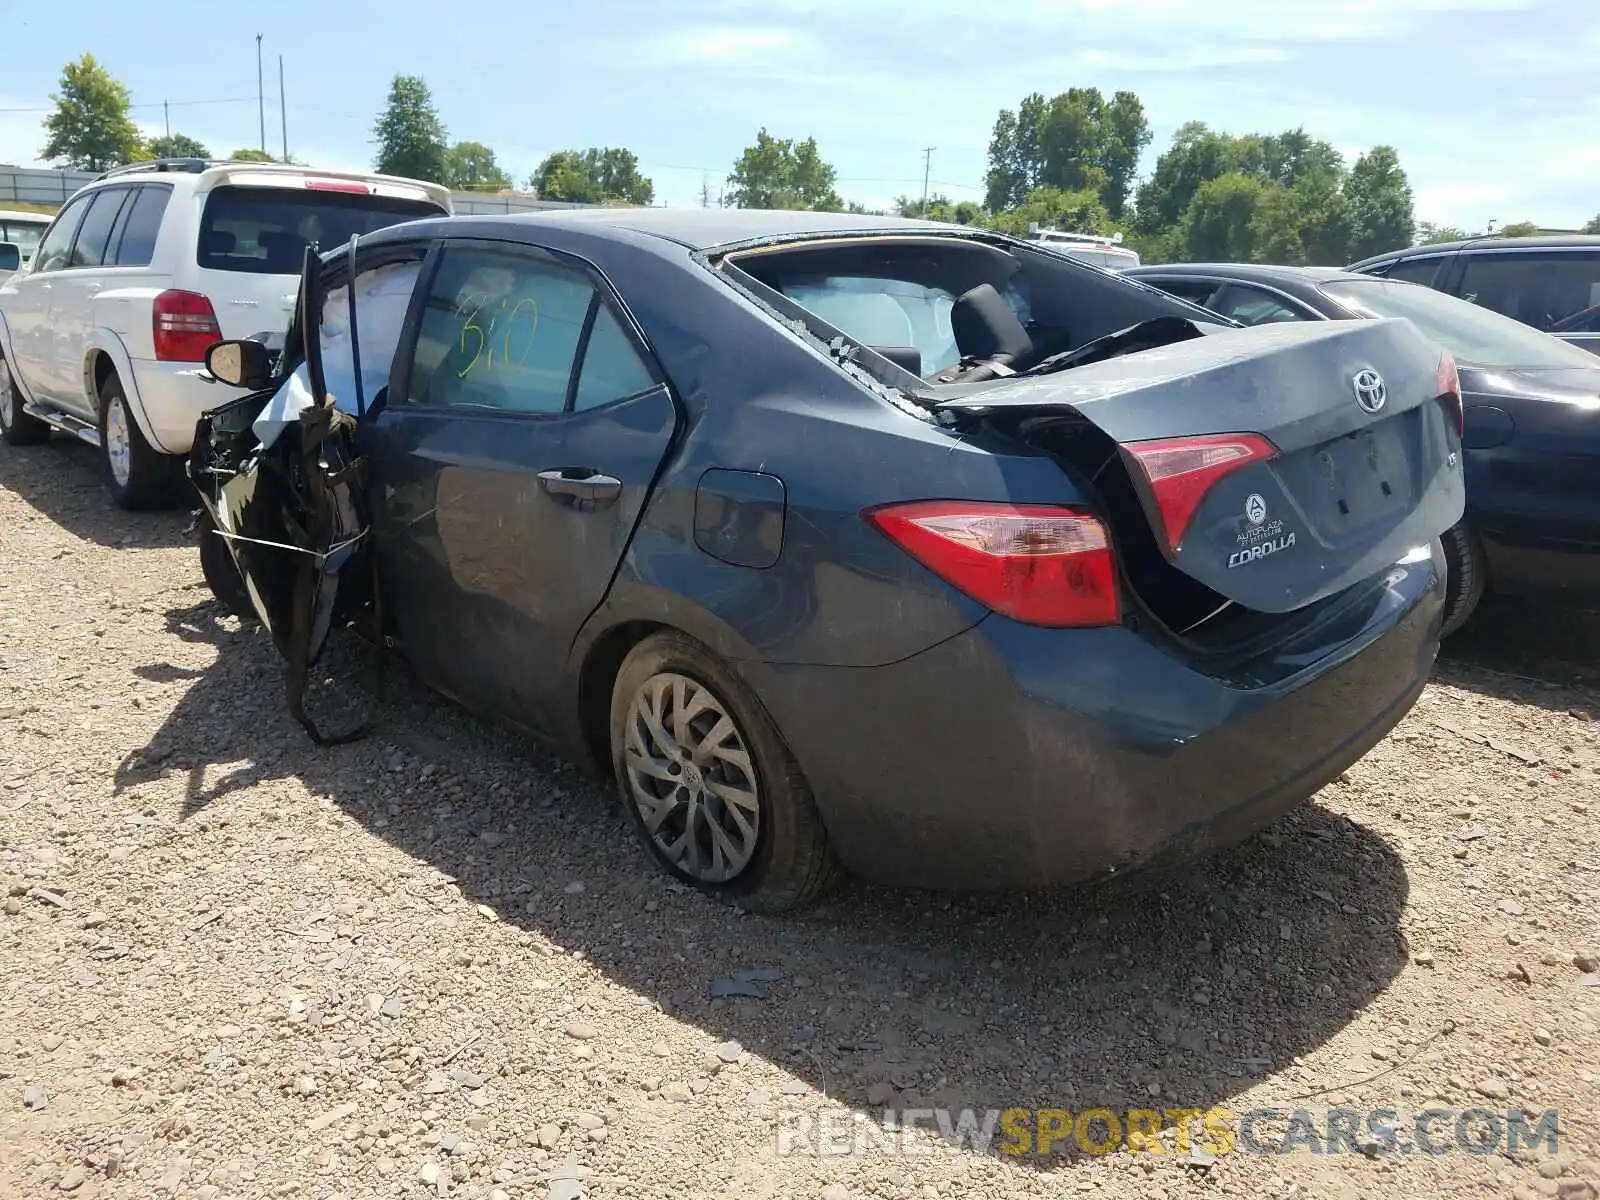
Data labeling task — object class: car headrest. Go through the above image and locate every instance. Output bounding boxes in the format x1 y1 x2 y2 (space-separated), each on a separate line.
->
867 346 923 376
951 283 1032 365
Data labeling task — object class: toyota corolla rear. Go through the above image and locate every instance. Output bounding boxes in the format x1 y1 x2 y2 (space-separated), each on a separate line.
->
740 316 1465 891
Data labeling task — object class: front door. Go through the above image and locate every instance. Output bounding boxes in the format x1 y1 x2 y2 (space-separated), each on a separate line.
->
3 192 91 403
365 238 678 734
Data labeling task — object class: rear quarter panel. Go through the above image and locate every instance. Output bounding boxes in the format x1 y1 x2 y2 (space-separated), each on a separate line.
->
536 226 1088 669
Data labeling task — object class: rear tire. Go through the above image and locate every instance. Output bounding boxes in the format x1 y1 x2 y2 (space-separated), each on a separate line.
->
609 631 841 914
0 355 50 446
1439 519 1488 638
98 372 184 510
196 507 257 621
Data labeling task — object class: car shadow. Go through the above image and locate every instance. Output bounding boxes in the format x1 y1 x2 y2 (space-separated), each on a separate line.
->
115 596 1417 1169
1439 595 1600 718
0 437 192 549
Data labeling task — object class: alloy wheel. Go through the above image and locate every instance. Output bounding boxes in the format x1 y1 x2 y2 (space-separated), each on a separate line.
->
622 671 761 884
104 393 132 487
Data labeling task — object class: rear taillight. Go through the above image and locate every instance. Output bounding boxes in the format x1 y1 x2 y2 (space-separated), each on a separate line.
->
1436 352 1464 438
152 289 222 362
865 501 1119 628
1122 433 1278 553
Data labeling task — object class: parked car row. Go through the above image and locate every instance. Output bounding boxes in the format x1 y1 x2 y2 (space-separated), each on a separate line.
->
1124 262 1600 636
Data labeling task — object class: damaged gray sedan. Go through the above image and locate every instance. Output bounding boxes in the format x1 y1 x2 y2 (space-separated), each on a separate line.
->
188 210 1464 913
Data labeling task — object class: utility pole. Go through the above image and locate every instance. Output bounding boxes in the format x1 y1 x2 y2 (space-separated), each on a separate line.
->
163 100 170 138
920 146 935 216
256 34 266 153
278 55 288 162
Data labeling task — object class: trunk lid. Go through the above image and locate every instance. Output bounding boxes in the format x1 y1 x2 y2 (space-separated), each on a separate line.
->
939 318 1465 614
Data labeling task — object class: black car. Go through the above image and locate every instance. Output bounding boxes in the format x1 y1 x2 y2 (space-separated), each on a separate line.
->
188 213 1463 912
1126 262 1600 634
1348 234 1600 356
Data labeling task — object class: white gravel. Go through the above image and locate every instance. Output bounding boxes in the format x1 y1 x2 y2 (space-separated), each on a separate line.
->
2 436 1598 1200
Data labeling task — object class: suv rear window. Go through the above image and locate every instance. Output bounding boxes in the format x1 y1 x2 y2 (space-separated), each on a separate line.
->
197 185 444 275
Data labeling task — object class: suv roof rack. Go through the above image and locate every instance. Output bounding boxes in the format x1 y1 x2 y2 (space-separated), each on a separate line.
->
95 157 225 181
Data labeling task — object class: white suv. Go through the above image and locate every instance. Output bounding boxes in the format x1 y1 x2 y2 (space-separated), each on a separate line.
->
0 159 451 507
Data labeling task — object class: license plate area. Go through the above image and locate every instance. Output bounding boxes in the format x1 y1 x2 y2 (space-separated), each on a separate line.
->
1287 412 1416 534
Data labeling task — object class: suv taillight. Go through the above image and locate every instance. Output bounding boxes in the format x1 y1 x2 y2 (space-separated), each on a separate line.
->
865 501 1120 627
152 289 221 362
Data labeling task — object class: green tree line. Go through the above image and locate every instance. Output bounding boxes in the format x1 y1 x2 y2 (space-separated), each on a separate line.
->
35 57 1600 262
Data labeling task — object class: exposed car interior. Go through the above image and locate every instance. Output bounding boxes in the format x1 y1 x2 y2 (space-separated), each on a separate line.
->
723 235 1215 387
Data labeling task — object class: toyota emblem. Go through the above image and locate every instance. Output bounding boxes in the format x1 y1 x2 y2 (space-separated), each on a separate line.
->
1352 369 1387 414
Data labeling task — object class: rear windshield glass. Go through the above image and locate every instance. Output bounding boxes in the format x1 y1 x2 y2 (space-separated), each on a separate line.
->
197 185 444 275
1320 278 1600 370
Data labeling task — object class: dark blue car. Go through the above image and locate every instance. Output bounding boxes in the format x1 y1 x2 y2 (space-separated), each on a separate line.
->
1125 262 1600 636
190 211 1464 912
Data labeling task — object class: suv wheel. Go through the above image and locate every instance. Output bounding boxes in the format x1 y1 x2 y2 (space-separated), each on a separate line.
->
98 372 183 510
0 356 50 446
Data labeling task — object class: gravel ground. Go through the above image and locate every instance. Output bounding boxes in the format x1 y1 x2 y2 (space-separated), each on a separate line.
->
2 435 1598 1200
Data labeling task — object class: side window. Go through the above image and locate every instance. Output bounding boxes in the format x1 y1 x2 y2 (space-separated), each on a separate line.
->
1207 283 1305 326
66 187 131 269
1143 277 1221 307
1458 251 1600 332
1381 256 1446 287
30 195 91 274
112 186 171 268
573 304 656 411
407 246 595 415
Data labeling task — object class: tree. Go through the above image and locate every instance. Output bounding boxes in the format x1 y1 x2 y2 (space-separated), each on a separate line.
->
1495 220 1541 238
1417 221 1469 245
445 141 511 192
1182 173 1274 261
146 133 210 159
984 88 1149 220
1583 213 1600 235
725 130 841 211
228 148 277 163
372 74 448 183
531 148 654 205
989 185 1113 239
1343 146 1415 260
1131 121 1244 238
40 54 143 171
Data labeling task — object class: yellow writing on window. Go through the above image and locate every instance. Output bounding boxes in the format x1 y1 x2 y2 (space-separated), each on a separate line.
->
453 289 540 379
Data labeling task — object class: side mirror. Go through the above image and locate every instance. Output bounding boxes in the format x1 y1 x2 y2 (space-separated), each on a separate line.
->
205 338 276 390
0 243 20 272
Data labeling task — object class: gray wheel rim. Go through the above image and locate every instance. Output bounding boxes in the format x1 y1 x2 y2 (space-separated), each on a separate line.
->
0 360 14 432
104 394 132 487
623 671 761 883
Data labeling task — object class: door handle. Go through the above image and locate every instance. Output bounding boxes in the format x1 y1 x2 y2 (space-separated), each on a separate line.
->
537 468 623 505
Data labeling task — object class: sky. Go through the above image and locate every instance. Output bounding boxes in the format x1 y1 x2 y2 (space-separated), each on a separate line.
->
3 0 1598 231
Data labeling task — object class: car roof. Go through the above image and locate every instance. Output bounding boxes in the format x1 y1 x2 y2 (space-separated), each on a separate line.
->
1127 262 1371 286
1349 233 1600 269
0 209 51 222
370 207 959 252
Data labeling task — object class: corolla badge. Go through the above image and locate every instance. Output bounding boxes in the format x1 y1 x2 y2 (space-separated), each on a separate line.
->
1352 368 1387 414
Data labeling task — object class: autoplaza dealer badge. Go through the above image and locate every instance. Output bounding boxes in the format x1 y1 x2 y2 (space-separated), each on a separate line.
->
1229 493 1296 568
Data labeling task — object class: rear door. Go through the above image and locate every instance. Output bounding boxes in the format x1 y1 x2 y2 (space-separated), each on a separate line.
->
190 177 448 338
42 185 133 405
365 237 678 734
1454 247 1600 336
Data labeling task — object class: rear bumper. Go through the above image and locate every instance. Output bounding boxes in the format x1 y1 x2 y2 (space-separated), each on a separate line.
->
743 543 1445 891
126 359 227 454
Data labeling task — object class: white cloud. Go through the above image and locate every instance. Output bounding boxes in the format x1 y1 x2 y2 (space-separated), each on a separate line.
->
658 26 808 63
